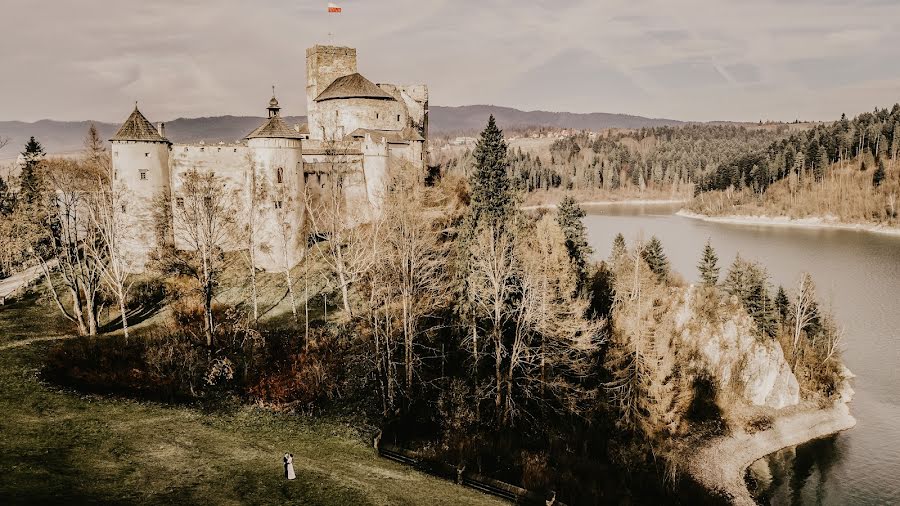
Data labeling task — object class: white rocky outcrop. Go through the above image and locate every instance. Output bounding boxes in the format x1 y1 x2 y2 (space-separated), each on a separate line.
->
674 288 800 409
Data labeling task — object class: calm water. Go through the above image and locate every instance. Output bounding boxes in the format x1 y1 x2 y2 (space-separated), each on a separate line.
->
581 203 900 505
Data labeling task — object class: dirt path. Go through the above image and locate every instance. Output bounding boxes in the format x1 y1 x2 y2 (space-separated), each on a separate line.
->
0 261 57 303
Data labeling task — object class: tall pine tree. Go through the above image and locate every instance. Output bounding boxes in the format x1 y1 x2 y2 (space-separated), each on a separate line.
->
697 239 720 286
641 236 669 282
556 195 592 284
470 115 513 229
18 136 45 205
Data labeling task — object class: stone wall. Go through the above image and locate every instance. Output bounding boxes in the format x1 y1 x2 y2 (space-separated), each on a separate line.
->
379 83 428 138
316 97 407 140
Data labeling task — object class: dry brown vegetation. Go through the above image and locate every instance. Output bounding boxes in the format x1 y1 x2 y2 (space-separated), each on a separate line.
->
690 158 900 226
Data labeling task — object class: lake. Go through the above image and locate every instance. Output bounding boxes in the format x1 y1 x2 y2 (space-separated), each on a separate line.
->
581 203 900 505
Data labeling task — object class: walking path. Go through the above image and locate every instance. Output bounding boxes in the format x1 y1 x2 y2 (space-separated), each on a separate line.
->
0 262 53 304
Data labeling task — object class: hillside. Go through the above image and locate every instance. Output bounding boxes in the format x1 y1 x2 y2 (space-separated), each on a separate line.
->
0 106 683 160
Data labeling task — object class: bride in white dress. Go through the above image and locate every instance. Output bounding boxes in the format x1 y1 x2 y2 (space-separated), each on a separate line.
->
284 453 296 480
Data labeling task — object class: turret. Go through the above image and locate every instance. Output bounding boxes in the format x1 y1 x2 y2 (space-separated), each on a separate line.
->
109 105 172 272
245 90 305 270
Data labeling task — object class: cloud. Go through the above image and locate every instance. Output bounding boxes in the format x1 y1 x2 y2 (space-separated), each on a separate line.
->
0 0 898 122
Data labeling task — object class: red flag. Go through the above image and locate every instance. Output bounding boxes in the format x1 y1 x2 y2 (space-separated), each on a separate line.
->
328 2 341 13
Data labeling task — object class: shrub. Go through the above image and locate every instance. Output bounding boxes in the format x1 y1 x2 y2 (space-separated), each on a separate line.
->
128 277 168 309
247 327 346 410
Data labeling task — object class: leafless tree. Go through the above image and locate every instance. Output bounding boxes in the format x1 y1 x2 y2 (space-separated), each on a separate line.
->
38 158 106 336
468 224 517 412
166 169 239 346
304 141 376 318
791 272 818 352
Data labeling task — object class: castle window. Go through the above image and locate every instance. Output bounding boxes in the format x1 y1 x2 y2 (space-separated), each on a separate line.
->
144 152 150 157
217 147 221 152
397 115 401 122
274 200 283 209
234 148 237 153
176 197 184 208
200 147 205 152
376 113 379 119
139 170 148 180
335 110 339 118
276 167 284 184
114 170 118 180
184 147 189 152
121 204 127 213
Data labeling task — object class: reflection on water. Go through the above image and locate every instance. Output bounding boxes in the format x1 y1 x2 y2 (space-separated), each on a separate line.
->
746 436 842 506
580 203 900 505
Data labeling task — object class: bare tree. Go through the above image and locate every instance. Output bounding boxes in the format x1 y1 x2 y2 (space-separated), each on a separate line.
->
166 169 238 346
791 272 818 352
304 141 376 318
86 182 135 339
37 158 106 336
81 126 136 339
468 224 517 412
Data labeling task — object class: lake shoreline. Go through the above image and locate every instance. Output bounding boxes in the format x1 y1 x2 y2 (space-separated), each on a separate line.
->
677 210 900 236
523 198 687 210
684 381 856 505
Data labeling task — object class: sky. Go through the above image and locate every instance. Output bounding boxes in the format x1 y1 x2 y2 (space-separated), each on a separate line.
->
1 0 899 123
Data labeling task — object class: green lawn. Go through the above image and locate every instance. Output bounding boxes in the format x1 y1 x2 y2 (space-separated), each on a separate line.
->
0 292 503 505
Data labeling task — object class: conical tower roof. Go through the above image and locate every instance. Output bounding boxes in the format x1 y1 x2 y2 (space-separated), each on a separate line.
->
246 92 304 140
110 105 169 142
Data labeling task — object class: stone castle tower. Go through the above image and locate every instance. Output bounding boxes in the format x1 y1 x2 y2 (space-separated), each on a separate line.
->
110 44 428 273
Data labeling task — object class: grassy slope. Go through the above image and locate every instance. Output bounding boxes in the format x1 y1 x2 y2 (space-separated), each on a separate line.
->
0 290 502 505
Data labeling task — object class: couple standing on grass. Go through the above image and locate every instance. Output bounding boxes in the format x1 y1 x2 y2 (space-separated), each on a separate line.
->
283 453 296 480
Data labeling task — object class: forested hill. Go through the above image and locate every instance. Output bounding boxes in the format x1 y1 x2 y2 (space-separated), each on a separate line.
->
0 106 683 159
429 105 683 135
699 104 900 193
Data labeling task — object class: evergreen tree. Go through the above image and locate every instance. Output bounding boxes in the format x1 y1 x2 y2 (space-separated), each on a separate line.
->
775 285 790 323
18 136 45 205
697 239 720 286
470 115 513 228
609 233 627 263
724 255 777 337
555 195 592 285
873 157 886 187
641 236 669 282
814 145 828 181
0 174 13 216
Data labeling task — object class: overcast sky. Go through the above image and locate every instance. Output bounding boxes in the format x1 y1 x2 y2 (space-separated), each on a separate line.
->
1 0 899 123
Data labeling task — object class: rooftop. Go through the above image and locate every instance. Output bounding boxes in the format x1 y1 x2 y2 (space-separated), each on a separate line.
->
315 73 395 102
110 106 169 143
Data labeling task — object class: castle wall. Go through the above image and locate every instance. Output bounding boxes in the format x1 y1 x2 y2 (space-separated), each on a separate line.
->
111 140 172 271
306 46 358 139
169 144 249 253
316 97 407 140
378 84 429 138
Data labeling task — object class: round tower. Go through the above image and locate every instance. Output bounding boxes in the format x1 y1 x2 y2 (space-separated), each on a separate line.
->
245 90 305 271
109 105 172 272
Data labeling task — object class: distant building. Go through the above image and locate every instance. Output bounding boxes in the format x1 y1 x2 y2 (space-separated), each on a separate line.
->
111 44 428 272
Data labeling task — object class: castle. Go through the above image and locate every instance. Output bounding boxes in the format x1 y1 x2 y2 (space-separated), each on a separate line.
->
110 45 428 272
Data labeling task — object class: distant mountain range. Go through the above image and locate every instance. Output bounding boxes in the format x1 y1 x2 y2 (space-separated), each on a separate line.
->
0 105 684 159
